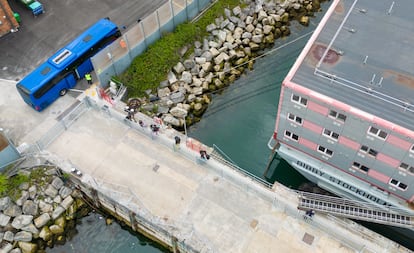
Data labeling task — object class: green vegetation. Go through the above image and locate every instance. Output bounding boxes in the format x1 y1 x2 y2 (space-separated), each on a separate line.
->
0 173 29 200
118 0 242 98
0 167 53 200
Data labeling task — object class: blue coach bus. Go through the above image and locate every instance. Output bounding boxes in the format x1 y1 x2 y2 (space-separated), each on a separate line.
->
16 18 121 111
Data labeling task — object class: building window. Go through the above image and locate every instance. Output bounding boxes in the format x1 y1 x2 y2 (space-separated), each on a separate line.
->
287 113 303 125
360 145 378 157
389 178 408 191
399 163 414 174
368 126 388 140
352 162 370 173
329 110 347 122
284 130 299 141
323 128 339 140
317 145 333 157
291 94 308 106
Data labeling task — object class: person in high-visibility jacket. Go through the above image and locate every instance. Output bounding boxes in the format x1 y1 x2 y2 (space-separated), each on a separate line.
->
85 73 92 85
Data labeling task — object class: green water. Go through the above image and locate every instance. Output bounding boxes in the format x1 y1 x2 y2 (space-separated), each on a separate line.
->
46 212 169 253
188 22 320 188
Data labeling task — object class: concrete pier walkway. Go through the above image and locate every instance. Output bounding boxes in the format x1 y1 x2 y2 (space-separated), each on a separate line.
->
39 96 410 252
0 80 410 252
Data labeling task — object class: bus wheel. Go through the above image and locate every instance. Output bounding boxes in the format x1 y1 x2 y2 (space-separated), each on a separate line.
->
59 89 68 96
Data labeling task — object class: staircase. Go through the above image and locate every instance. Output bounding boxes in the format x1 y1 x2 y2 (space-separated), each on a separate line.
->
297 191 414 228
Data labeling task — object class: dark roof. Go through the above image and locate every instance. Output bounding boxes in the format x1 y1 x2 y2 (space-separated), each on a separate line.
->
290 0 414 131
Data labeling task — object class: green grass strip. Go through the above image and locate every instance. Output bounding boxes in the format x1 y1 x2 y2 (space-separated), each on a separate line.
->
118 0 242 98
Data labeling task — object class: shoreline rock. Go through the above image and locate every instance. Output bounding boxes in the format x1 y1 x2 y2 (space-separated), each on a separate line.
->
0 167 91 253
127 0 327 130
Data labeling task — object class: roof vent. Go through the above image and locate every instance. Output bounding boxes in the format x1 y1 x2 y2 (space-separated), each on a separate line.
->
52 49 72 65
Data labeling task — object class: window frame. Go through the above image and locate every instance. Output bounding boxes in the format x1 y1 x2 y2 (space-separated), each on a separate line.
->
291 94 308 106
359 145 378 157
399 162 414 174
323 128 339 141
368 126 388 140
351 162 369 173
284 130 299 142
287 113 303 125
328 109 347 123
389 178 408 191
317 145 333 157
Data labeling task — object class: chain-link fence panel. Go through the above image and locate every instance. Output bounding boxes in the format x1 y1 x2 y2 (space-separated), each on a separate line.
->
92 0 212 87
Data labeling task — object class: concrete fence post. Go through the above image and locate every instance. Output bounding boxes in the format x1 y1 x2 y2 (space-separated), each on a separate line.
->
170 0 175 29
140 21 148 49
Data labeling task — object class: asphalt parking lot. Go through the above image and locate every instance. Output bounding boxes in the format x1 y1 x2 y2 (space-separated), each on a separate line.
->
0 0 166 81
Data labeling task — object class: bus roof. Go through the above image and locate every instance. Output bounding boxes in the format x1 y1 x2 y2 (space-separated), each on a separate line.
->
18 18 117 91
48 18 117 68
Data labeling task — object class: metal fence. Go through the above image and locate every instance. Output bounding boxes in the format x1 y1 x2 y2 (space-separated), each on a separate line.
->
23 100 90 154
91 0 212 87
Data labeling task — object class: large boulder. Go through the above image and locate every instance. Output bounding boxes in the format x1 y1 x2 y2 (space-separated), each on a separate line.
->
0 243 13 253
170 91 185 104
4 203 22 217
44 184 58 198
51 177 64 190
18 242 37 253
16 191 29 206
38 226 52 241
170 107 188 118
157 87 171 98
22 200 38 216
38 200 53 214
183 59 195 70
180 71 193 84
0 197 11 211
28 185 37 199
21 223 39 234
173 62 185 74
52 206 65 220
0 213 11 226
11 215 33 229
14 231 32 242
3 231 14 242
34 213 51 228
60 196 74 210
167 71 178 84
49 225 64 235
58 186 72 200
162 115 181 127
214 52 229 65
10 248 22 253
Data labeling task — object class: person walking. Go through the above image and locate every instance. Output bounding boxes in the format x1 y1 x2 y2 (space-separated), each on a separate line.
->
85 73 93 85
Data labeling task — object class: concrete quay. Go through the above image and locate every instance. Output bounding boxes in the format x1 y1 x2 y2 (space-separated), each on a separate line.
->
0 80 411 253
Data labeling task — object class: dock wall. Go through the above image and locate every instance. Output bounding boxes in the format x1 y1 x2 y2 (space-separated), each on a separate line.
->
21 97 411 253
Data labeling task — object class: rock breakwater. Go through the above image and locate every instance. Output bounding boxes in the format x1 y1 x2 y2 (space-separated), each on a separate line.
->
0 167 89 253
133 0 326 128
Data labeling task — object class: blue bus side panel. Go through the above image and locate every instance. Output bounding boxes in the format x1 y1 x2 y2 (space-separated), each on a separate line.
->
34 73 77 111
77 59 93 79
65 73 77 88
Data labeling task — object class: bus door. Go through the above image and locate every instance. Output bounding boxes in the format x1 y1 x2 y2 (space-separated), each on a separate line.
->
64 72 77 89
76 58 94 79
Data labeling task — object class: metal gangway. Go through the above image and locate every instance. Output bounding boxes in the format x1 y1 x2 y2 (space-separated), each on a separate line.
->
297 191 414 228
